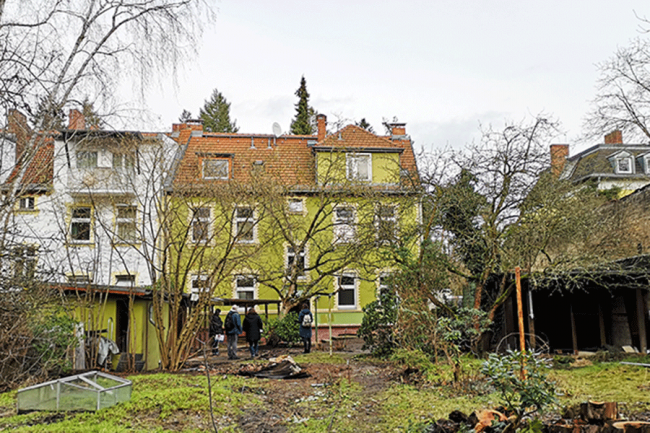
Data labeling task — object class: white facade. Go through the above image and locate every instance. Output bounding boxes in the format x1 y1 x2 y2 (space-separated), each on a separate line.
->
9 131 180 288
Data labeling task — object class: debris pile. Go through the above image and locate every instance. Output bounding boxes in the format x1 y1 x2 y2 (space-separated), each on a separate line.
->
424 402 650 433
238 355 310 380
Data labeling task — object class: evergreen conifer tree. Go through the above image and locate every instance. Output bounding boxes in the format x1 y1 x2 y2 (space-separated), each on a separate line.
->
290 76 314 135
199 88 239 133
178 109 192 123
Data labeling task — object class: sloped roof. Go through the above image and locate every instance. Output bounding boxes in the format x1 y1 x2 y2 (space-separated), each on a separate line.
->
5 138 54 191
314 124 419 179
172 132 316 190
170 123 420 192
561 144 650 183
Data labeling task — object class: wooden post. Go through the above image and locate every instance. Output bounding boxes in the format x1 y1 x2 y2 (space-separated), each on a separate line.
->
526 289 536 350
570 304 578 354
515 267 525 353
636 289 647 354
598 302 607 347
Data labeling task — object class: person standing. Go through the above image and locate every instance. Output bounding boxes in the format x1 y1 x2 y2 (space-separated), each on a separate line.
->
208 308 223 356
242 306 264 358
225 305 243 360
298 302 313 354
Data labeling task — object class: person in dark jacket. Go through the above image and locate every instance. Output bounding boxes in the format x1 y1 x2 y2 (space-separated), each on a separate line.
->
298 303 313 353
242 307 264 358
225 305 243 360
208 308 223 355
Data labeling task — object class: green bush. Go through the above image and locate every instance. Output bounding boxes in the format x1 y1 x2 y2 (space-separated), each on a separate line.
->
481 350 557 424
357 286 398 357
265 312 300 346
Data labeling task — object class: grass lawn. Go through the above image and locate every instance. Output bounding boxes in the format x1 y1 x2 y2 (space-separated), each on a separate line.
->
1 354 649 432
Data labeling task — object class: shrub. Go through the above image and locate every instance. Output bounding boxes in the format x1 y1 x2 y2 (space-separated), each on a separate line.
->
265 312 300 346
357 285 398 357
481 350 557 425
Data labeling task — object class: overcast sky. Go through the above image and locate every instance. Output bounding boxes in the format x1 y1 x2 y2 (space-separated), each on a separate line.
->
140 1 650 155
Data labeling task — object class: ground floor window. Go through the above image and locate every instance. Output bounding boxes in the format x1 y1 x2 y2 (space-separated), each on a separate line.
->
337 274 356 309
235 275 255 300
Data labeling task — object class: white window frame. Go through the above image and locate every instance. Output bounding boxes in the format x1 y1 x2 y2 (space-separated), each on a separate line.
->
234 205 256 243
112 152 135 171
70 206 92 243
115 274 136 286
191 207 211 243
190 274 210 301
115 205 137 244
616 156 633 174
18 196 35 211
346 153 372 182
67 273 92 284
76 151 98 169
375 204 398 244
644 155 650 175
336 273 357 310
333 205 356 244
14 245 37 280
286 244 308 280
203 158 230 180
234 275 256 300
287 198 305 214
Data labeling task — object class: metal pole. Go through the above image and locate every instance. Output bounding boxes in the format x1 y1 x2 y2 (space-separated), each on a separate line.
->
329 294 333 357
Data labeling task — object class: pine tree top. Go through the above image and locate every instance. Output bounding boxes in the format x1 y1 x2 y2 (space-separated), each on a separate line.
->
199 88 239 133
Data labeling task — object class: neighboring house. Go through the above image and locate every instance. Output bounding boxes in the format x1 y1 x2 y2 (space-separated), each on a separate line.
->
553 130 650 196
2 109 178 370
169 114 420 336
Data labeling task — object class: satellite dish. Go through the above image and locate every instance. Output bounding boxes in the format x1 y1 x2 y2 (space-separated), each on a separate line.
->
272 122 282 137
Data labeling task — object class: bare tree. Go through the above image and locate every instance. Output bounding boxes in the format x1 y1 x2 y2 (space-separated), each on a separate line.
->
584 37 650 142
0 0 213 248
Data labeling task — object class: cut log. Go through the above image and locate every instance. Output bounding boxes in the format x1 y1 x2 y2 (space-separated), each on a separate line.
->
474 409 507 432
580 401 618 423
612 422 650 433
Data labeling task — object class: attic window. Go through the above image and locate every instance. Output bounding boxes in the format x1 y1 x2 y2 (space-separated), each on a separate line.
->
616 156 632 174
346 154 371 182
203 158 229 179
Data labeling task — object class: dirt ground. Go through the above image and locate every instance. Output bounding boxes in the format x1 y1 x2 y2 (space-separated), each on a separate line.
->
184 338 400 432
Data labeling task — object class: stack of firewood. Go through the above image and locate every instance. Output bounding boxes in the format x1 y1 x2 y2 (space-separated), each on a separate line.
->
551 401 650 433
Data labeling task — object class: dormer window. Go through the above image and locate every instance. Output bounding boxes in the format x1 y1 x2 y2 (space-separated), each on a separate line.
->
346 153 371 181
616 156 632 174
609 150 634 175
203 158 229 179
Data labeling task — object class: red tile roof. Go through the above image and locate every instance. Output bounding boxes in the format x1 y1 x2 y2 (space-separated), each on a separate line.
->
171 123 419 191
6 137 54 189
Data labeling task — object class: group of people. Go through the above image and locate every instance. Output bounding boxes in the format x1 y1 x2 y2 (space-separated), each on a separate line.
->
208 303 314 360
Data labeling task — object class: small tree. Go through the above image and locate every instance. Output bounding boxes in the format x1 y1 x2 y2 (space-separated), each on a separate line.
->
357 278 399 357
198 88 239 133
290 76 314 135
179 109 193 123
481 350 557 429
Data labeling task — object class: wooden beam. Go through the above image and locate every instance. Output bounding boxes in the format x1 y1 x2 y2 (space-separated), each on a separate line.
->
636 289 647 354
570 304 578 354
598 302 607 347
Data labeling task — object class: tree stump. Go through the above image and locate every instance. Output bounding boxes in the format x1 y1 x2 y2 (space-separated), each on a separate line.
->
580 401 619 423
612 422 650 433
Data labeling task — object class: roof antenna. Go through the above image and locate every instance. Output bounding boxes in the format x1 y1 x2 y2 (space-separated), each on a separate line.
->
271 122 281 148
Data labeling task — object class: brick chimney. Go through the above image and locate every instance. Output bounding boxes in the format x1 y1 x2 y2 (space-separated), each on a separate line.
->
550 144 569 178
172 120 203 133
386 122 407 139
317 114 327 142
604 130 623 145
68 109 85 130
7 110 31 160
